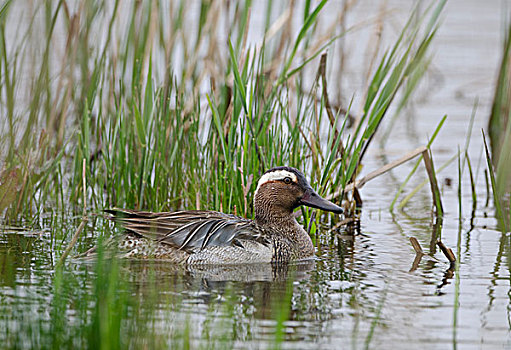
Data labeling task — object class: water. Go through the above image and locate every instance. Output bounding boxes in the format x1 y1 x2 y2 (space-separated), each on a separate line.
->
1 0 511 348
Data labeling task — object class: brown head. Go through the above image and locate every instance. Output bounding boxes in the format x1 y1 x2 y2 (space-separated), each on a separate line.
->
253 166 343 225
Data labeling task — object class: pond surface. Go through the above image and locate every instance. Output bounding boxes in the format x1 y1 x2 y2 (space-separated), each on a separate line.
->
1 0 510 349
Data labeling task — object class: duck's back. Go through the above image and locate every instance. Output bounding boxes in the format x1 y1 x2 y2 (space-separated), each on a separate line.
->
107 208 274 264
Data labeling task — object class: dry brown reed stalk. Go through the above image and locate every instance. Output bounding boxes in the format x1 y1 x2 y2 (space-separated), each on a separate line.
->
343 146 427 191
317 53 345 157
333 0 350 104
259 6 292 88
196 3 223 78
331 217 356 231
436 241 456 263
49 1 79 149
409 237 424 272
409 237 455 272
409 237 423 255
273 0 295 66
361 2 385 103
330 146 443 219
57 217 88 267
409 254 422 272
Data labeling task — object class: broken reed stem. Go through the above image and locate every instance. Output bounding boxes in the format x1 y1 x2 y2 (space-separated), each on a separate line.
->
332 217 356 230
353 187 363 207
318 53 345 157
56 217 89 267
436 241 456 263
332 146 427 195
409 237 424 272
409 253 423 273
410 237 455 272
409 237 424 255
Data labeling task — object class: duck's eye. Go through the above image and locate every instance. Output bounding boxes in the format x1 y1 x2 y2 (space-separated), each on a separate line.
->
283 177 292 184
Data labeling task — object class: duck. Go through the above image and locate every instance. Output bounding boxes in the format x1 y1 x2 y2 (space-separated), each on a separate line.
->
103 166 343 264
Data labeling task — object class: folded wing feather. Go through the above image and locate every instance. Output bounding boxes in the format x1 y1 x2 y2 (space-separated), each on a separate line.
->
105 208 269 253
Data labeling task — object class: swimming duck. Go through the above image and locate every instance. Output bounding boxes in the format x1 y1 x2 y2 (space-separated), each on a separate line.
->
105 166 343 264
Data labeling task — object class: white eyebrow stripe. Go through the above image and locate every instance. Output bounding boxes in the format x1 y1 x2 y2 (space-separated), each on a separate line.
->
255 170 297 195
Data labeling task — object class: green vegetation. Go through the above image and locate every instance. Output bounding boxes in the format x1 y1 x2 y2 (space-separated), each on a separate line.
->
488 19 511 231
0 0 461 348
0 0 444 223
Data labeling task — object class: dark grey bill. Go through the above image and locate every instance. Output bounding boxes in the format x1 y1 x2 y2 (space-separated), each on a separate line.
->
299 188 344 214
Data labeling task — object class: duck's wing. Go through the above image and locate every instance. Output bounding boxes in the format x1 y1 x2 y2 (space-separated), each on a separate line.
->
105 208 269 253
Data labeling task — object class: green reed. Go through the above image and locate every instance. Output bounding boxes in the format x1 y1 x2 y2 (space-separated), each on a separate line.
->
487 18 511 231
0 0 445 222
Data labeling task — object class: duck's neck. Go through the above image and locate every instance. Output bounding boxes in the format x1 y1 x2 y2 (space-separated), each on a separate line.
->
254 194 295 226
254 197 314 257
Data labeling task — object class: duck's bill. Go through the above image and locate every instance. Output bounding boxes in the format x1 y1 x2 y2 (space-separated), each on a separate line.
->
299 189 344 214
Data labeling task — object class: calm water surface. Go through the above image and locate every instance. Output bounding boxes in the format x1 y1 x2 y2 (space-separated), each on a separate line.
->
1 0 511 349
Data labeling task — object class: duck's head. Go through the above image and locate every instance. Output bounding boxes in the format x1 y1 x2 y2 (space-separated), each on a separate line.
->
254 166 343 222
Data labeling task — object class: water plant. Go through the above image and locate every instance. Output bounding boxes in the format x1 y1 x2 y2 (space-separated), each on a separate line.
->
488 19 511 231
0 0 445 225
